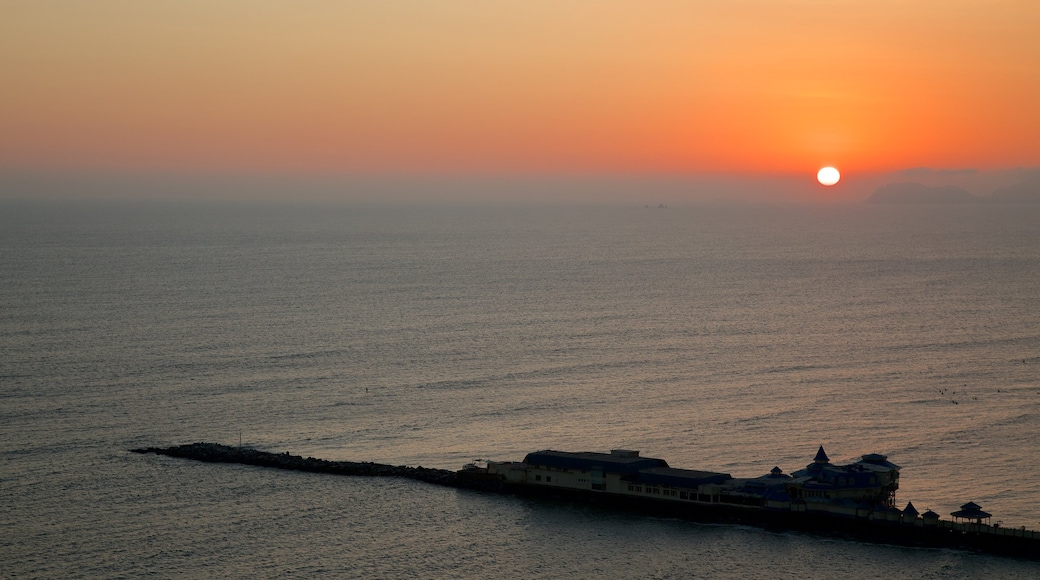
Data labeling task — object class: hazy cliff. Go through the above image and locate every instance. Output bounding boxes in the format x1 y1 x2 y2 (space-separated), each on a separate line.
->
867 176 1040 204
864 183 982 204
990 173 1040 203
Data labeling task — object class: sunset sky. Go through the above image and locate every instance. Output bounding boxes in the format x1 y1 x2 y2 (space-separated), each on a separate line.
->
2 1 1039 202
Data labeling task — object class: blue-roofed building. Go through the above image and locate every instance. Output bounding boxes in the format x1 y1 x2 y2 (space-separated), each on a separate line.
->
488 449 732 496
466 446 1040 557
523 450 667 475
486 445 900 517
790 446 901 510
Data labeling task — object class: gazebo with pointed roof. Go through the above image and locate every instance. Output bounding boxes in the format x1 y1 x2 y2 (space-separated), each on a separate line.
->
951 501 992 525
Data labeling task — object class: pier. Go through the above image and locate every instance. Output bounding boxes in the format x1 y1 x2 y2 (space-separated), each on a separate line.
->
132 442 1040 561
130 442 504 492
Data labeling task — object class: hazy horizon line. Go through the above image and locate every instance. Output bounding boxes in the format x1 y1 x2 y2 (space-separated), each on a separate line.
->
2 166 1037 205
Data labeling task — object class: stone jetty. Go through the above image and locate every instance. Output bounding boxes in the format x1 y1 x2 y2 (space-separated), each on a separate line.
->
130 442 504 492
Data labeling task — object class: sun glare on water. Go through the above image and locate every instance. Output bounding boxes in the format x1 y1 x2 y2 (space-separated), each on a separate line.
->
817 167 840 186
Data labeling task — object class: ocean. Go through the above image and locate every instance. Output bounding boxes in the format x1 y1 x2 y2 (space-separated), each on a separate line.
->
2 199 1039 578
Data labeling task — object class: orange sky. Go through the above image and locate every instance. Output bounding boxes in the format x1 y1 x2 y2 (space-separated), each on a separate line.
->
2 1 1039 199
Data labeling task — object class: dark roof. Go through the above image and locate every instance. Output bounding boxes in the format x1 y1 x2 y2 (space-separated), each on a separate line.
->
633 467 732 488
814 446 830 463
523 450 668 474
857 455 900 470
951 502 992 519
903 501 919 516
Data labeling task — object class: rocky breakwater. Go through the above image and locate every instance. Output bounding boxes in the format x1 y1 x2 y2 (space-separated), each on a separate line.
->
130 442 504 492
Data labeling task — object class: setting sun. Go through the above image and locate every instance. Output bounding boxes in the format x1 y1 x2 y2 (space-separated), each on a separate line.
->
817 167 841 186
1 1 1039 203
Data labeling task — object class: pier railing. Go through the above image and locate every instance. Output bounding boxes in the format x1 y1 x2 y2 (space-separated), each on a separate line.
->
937 520 1040 539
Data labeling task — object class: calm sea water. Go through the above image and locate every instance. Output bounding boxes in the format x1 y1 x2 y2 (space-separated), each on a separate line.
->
2 199 1040 578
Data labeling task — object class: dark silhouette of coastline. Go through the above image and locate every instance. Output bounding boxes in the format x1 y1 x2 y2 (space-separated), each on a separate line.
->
866 176 1040 204
865 183 983 204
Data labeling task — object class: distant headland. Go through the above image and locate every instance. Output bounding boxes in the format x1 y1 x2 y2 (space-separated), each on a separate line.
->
866 174 1040 204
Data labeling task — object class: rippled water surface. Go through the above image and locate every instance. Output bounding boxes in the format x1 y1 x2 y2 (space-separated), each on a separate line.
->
3 200 1040 578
